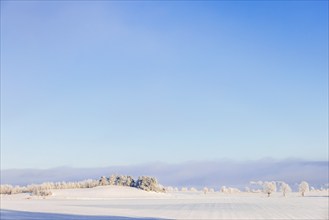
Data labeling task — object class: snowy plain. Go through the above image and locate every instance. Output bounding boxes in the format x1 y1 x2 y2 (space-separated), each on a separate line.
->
1 186 328 220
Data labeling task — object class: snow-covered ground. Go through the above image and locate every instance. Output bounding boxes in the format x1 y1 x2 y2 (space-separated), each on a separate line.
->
1 186 328 220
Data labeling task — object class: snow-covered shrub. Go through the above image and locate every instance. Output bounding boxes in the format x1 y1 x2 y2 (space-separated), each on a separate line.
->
263 181 276 197
299 181 309 197
11 185 26 194
209 188 215 193
29 184 52 197
1 184 43 195
40 182 54 191
80 179 99 188
135 176 165 192
31 188 52 197
279 182 291 197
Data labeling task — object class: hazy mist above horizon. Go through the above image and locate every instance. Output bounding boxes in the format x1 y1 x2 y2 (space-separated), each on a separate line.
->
1 1 328 169
1 159 328 190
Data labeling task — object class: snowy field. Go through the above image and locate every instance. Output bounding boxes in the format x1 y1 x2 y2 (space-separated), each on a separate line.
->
1 186 328 220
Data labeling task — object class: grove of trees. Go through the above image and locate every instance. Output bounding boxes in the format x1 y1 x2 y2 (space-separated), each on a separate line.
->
0 175 165 196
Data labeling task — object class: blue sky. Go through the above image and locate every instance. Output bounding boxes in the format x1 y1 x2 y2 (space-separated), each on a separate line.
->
1 1 328 169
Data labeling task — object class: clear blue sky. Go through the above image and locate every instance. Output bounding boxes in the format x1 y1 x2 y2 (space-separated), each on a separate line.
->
1 1 328 169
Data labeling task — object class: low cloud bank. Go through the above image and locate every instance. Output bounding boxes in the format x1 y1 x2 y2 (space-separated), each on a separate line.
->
1 159 328 189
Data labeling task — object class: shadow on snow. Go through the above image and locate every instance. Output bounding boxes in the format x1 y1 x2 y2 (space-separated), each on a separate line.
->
0 209 166 220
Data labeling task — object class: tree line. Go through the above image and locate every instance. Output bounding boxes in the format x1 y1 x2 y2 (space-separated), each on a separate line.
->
1 175 326 198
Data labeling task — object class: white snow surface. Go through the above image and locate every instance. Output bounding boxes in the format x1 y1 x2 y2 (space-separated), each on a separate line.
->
1 186 328 219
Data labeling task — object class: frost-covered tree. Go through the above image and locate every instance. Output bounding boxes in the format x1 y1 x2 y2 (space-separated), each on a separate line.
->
203 187 209 194
28 184 52 197
299 181 309 197
209 188 215 193
99 176 109 186
31 188 52 197
108 175 116 185
165 186 174 192
0 174 167 195
11 185 26 194
220 186 240 194
228 187 240 193
190 187 198 192
104 175 135 187
114 175 135 187
81 179 99 188
135 176 165 192
125 175 135 187
181 187 188 192
263 181 276 197
0 185 13 194
279 182 291 197
249 181 263 192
